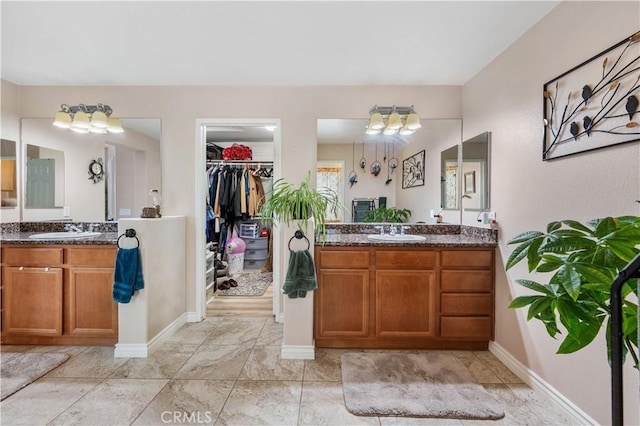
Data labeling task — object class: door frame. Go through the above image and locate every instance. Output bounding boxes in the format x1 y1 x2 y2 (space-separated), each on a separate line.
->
194 118 282 322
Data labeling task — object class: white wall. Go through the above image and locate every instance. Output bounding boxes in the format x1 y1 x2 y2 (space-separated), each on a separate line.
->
463 1 640 424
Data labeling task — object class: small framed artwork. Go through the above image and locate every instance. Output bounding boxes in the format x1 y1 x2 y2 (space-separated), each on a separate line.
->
464 171 476 194
402 150 425 189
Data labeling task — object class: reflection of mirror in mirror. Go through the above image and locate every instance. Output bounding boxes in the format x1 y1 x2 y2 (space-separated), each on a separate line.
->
1 139 18 207
25 144 65 208
462 132 490 211
440 145 458 210
21 118 161 221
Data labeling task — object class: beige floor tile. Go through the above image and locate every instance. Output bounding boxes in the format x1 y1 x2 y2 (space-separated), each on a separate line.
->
215 380 301 425
303 348 353 382
240 346 304 380
45 346 128 378
506 383 576 425
255 320 283 346
465 358 502 384
111 344 200 379
132 379 234 426
165 321 216 345
205 318 266 345
298 381 379 425
0 378 100 425
472 351 524 384
50 378 167 425
381 416 464 425
460 383 536 425
174 343 252 380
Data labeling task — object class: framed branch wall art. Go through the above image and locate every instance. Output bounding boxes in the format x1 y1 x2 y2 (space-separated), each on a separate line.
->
542 31 640 160
402 150 425 189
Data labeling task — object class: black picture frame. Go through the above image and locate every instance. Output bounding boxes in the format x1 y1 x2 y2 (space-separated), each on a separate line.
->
402 150 425 189
542 32 640 160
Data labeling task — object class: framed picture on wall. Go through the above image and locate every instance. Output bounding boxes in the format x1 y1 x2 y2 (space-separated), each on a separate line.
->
464 171 476 194
402 150 425 189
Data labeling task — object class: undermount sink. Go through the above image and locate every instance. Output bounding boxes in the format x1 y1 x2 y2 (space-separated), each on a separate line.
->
367 234 426 242
29 231 102 240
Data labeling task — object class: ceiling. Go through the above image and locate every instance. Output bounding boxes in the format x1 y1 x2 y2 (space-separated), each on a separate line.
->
1 1 558 87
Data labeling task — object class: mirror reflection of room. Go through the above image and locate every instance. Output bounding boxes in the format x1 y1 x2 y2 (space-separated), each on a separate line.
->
20 118 161 222
317 118 462 224
461 131 490 212
0 139 18 207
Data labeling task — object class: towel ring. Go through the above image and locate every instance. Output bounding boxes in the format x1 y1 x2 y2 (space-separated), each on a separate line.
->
288 230 310 251
117 228 140 248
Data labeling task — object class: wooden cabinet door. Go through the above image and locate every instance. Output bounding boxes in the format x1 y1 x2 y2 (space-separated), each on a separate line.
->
66 267 118 337
315 269 369 337
376 270 436 338
3 267 63 336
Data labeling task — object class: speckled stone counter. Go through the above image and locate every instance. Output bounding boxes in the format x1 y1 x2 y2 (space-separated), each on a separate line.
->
0 222 118 245
319 223 497 247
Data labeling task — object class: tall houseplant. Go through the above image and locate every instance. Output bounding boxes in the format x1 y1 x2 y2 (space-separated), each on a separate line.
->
258 172 342 241
506 214 639 368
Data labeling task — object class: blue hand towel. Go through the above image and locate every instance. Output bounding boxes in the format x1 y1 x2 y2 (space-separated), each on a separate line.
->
113 247 144 303
283 249 317 299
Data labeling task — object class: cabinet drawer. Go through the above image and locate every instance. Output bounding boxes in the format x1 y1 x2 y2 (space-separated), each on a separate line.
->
442 250 493 269
441 270 492 292
3 247 63 266
441 294 492 315
243 237 268 250
66 247 117 267
244 248 268 260
319 250 369 269
376 250 436 269
440 316 492 339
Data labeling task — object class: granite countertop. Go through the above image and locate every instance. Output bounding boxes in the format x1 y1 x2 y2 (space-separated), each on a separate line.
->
317 233 497 247
0 231 119 246
1 222 119 246
316 223 498 248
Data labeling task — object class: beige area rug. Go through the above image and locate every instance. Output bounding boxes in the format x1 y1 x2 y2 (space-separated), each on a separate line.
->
341 352 505 420
1 352 70 400
217 272 272 296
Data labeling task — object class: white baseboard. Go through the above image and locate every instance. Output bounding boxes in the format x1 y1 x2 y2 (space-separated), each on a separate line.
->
489 341 597 425
114 343 148 358
114 313 188 358
281 344 315 360
186 311 203 323
275 312 284 323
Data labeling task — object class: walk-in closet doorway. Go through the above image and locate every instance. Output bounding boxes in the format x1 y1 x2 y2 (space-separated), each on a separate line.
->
195 118 282 322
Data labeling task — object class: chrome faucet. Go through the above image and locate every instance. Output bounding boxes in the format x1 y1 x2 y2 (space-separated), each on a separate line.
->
373 225 384 235
88 223 99 232
65 224 84 233
388 225 397 236
400 226 410 235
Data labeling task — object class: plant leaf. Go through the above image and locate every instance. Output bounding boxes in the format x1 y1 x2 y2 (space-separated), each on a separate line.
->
562 220 593 233
515 279 556 296
506 239 534 270
592 217 617 238
527 297 553 321
508 295 541 309
539 236 596 253
573 263 614 284
507 231 544 245
547 221 562 233
557 315 602 354
557 265 582 300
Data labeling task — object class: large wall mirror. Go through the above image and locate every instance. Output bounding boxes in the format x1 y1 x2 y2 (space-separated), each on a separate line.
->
1 139 18 208
461 131 490 211
21 118 161 222
317 118 462 224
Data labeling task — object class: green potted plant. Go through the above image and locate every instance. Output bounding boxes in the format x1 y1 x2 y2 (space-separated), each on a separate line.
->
506 213 639 368
258 171 342 241
362 206 411 223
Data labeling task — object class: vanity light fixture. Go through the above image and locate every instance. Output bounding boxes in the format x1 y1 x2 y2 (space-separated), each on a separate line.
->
53 104 124 134
366 105 421 136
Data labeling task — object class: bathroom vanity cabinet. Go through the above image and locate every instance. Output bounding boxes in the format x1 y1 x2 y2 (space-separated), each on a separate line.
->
1 245 118 345
314 245 494 349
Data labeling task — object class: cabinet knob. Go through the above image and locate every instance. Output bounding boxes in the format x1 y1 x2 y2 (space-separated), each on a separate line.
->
19 266 24 271
45 267 49 272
